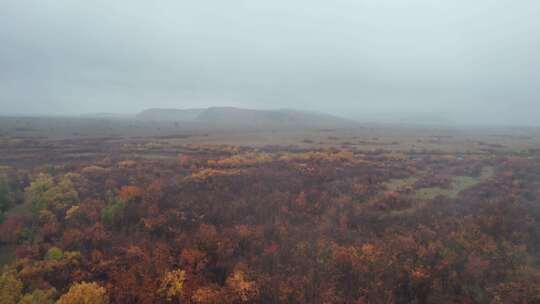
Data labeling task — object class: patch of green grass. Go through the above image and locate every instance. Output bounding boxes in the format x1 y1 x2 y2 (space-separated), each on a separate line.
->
383 176 418 191
414 166 494 200
386 166 495 218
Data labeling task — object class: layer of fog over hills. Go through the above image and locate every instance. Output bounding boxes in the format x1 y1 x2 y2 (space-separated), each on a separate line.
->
136 107 357 128
0 107 363 140
3 1 540 126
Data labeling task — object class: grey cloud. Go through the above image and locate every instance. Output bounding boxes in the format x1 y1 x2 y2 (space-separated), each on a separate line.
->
1 0 539 125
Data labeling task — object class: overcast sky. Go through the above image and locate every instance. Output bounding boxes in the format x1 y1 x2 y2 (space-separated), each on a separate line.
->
1 0 539 125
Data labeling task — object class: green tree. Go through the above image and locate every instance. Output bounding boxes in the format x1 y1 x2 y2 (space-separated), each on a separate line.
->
25 174 78 218
45 247 64 261
100 197 125 229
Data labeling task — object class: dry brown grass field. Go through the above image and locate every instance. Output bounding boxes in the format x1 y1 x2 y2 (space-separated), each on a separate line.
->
2 117 540 168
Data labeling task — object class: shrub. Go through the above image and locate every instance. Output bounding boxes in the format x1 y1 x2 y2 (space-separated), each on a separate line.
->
45 247 63 261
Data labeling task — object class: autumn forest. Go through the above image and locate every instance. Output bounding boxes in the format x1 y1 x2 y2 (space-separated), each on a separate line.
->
1 129 540 303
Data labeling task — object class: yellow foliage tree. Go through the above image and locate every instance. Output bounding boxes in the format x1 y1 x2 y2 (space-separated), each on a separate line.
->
19 288 56 304
157 269 186 301
0 271 22 304
56 282 108 304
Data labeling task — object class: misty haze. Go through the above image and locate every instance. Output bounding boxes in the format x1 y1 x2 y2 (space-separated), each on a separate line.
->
1 1 540 303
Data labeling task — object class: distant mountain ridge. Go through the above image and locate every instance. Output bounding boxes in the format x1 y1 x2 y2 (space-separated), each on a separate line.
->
136 108 206 121
136 107 356 128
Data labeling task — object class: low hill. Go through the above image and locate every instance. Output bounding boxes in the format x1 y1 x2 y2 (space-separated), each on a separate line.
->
135 108 206 121
136 107 356 129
